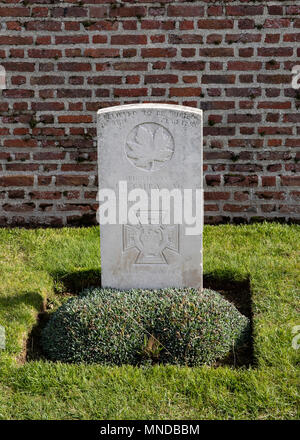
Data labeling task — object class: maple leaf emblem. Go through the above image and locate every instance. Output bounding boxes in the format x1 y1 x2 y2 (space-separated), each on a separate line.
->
125 123 174 171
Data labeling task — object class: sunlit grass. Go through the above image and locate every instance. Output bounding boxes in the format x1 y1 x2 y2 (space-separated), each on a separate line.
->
0 223 299 419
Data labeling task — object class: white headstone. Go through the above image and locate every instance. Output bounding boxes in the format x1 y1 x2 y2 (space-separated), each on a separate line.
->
97 104 203 290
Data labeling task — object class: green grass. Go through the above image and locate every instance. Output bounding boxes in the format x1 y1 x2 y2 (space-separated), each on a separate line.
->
0 224 299 420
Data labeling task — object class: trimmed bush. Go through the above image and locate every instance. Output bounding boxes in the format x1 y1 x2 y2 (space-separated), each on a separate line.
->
42 288 250 366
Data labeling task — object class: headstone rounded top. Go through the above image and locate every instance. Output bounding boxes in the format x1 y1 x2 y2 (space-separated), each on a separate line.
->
97 103 203 117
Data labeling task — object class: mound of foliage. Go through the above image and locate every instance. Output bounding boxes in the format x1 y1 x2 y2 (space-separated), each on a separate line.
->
42 288 250 366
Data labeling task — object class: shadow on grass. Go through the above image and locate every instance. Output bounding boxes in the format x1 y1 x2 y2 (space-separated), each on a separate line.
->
51 268 102 294
0 291 45 364
204 271 254 368
27 269 255 367
0 291 44 312
26 269 101 362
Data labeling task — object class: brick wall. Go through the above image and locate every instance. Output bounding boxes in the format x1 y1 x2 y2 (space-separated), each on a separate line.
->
0 0 299 227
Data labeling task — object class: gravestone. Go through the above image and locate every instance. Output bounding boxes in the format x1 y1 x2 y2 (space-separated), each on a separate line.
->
97 104 203 290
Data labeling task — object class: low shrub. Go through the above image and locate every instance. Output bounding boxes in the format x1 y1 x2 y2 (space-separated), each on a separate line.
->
42 288 250 366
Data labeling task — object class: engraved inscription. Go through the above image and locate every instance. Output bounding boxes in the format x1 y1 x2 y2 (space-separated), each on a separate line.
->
123 212 180 264
125 123 174 172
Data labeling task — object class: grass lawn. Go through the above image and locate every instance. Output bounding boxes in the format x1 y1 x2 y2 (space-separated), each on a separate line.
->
0 223 299 420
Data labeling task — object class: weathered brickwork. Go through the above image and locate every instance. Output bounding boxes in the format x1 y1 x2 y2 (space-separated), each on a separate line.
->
0 0 299 226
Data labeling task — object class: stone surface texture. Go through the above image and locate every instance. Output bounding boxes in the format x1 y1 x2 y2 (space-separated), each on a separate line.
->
98 104 203 289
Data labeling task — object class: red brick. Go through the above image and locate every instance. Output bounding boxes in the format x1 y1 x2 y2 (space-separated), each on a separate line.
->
87 76 122 85
258 47 293 57
262 177 276 187
55 35 89 45
180 20 194 31
114 88 148 97
168 34 203 44
182 48 196 58
206 175 221 187
256 192 285 200
228 61 261 71
170 61 205 71
224 175 258 186
64 22 81 31
286 6 300 15
285 139 300 148
0 176 34 187
30 192 61 200
0 2 297 225
228 114 261 124
26 21 61 31
58 63 91 72
61 164 95 172
234 192 249 202
123 21 137 31
6 163 39 172
202 75 235 84
168 5 204 17
226 6 263 16
226 33 261 43
283 33 300 42
183 75 197 84
169 87 202 97
126 76 140 85
205 192 230 201
0 36 33 45
198 20 233 29
206 34 222 44
52 7 87 18
290 191 300 201
141 20 160 30
90 6 107 18
8 190 25 199
281 176 300 186
0 7 30 17
208 6 223 17
258 74 291 84
32 7 48 18
85 48 119 58
29 49 62 59
111 35 147 45
264 19 290 28
268 6 283 15
56 175 89 186
239 48 254 57
224 204 250 212
110 6 146 18
36 36 51 45
30 76 64 86
58 115 93 124
3 62 35 72
57 89 92 98
200 48 234 57
150 35 165 44
141 48 176 58
265 34 280 43
145 74 178 84
33 152 65 161
6 21 21 31
3 203 35 213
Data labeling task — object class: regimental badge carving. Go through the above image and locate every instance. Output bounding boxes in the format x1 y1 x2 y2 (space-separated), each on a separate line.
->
123 213 180 264
125 123 175 172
